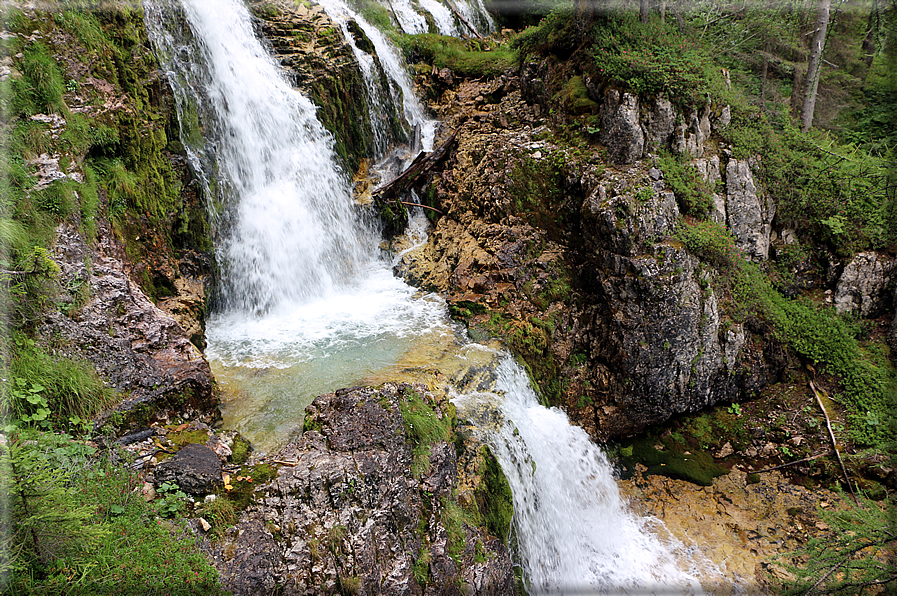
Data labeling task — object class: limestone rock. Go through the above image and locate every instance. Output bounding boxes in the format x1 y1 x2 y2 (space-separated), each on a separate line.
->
205 384 515 595
833 252 896 318
694 155 725 224
673 105 712 157
725 159 775 261
154 443 223 495
599 89 644 164
642 95 676 153
40 222 216 427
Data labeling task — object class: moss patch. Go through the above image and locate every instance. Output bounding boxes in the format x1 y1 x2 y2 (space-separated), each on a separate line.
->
620 436 729 487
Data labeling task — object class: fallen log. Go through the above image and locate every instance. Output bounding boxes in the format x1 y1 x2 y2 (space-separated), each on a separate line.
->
372 129 458 204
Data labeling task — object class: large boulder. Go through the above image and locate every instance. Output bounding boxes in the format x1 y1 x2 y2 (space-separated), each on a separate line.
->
154 443 223 496
834 252 896 318
725 158 775 261
205 384 515 595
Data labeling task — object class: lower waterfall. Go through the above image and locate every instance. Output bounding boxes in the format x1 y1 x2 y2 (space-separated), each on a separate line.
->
145 0 720 592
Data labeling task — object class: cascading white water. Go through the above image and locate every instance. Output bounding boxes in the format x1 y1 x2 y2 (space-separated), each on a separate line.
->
318 0 436 155
145 0 451 452
419 0 460 36
453 353 715 594
147 1 721 592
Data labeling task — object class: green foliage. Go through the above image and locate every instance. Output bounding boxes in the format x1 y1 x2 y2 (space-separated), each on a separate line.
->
675 220 738 267
398 34 517 78
440 496 472 563
0 429 105 586
590 14 734 105
155 482 187 518
7 335 114 427
511 8 577 62
1 438 224 595
733 263 897 447
724 116 894 255
778 494 897 595
658 153 714 217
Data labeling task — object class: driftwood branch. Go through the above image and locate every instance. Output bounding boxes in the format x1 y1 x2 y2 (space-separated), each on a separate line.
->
810 381 857 503
373 129 458 204
754 450 834 474
399 201 443 214
443 0 483 39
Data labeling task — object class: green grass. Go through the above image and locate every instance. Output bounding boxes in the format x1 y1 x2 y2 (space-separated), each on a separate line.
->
7 335 115 428
2 433 225 595
657 153 715 217
398 34 517 78
399 387 453 477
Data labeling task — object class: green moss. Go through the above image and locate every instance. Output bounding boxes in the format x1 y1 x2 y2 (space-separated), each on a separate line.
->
621 436 729 486
476 446 514 543
398 34 517 79
229 433 252 465
167 429 210 449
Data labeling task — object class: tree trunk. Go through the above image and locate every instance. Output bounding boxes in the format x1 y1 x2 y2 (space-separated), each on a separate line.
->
640 0 650 23
801 0 832 132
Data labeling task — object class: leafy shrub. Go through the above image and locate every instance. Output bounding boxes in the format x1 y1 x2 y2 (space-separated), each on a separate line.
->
590 14 732 105
658 153 714 217
675 220 738 267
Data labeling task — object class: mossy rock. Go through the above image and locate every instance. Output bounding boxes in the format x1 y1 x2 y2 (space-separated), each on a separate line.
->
620 437 729 486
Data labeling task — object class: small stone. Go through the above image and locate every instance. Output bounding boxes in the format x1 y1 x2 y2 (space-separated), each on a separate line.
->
142 482 156 502
204 494 217 503
647 167 662 180
716 442 734 459
198 517 212 532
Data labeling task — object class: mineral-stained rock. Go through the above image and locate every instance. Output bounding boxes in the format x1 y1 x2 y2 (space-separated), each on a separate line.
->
599 89 644 164
154 443 223 495
205 384 515 596
833 252 896 318
40 222 216 428
725 158 775 261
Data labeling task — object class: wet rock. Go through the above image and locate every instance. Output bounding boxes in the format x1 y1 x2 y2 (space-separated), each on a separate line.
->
833 252 896 318
725 158 775 261
599 89 644 164
204 384 515 595
40 222 216 428
154 443 223 495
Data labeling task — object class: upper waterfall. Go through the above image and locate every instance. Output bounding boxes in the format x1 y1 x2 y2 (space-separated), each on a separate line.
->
146 0 374 315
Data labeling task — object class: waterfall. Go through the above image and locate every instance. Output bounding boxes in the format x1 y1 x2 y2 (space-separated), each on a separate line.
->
318 0 436 154
146 0 720 592
453 354 713 594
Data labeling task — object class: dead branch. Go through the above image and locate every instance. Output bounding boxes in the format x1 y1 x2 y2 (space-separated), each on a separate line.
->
373 129 458 204
810 381 857 503
754 450 834 474
399 201 443 214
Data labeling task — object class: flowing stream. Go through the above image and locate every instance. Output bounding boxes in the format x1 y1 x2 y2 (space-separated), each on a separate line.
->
146 0 718 592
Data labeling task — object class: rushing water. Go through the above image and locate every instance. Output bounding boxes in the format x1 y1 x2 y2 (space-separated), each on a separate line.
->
146 0 718 591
